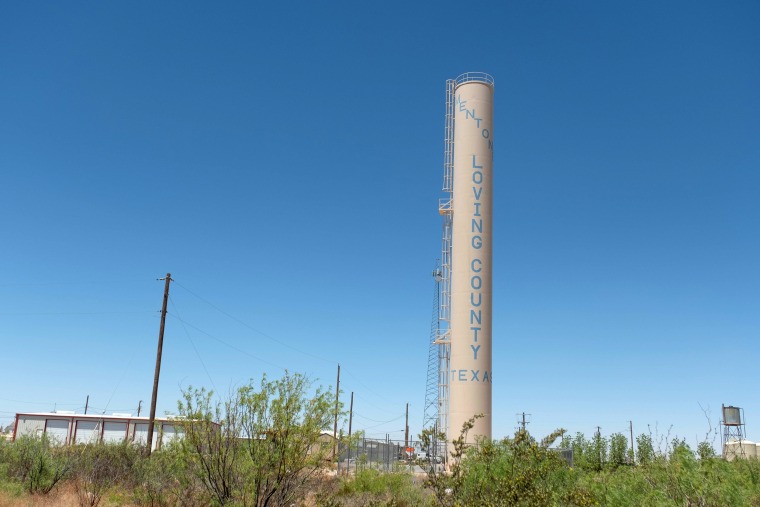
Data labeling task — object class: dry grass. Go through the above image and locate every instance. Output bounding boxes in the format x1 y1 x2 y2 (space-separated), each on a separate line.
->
0 484 79 507
0 484 137 507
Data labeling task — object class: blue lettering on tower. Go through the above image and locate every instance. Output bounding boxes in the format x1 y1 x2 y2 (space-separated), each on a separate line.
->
451 86 495 384
449 369 492 383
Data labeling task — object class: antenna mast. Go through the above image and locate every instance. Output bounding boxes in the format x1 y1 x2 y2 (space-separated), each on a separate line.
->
423 261 443 432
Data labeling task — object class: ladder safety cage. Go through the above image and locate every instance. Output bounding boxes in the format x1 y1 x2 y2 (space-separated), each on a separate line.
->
437 79 456 447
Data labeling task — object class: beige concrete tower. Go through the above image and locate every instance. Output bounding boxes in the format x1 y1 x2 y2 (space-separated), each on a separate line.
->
448 72 494 444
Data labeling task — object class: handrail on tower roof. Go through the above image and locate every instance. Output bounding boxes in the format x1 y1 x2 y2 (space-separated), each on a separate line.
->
454 72 494 87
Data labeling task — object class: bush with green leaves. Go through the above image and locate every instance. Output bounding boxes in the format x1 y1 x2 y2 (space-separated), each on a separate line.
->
68 442 141 507
2 434 71 494
455 428 597 507
177 371 337 507
608 433 630 467
317 468 432 507
635 433 654 465
3 394 760 507
579 448 760 506
421 417 595 507
131 442 210 507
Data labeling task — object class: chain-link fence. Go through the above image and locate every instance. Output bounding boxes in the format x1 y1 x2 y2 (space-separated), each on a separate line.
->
335 437 446 474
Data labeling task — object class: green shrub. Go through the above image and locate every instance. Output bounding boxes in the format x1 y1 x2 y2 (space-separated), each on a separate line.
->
132 442 210 507
608 433 629 468
454 429 576 506
635 434 654 465
68 442 140 507
3 435 71 494
323 468 430 507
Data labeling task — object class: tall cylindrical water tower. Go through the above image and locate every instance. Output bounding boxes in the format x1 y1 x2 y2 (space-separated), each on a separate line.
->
448 72 494 443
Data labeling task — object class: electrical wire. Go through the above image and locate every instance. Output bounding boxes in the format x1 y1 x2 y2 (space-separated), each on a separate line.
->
169 295 218 392
342 368 396 406
352 412 405 424
0 279 149 287
102 340 139 415
0 397 78 407
359 414 406 431
173 281 403 412
0 311 154 316
173 281 335 365
165 312 286 371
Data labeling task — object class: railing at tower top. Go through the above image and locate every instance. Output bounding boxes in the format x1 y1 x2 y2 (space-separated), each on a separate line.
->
454 72 495 87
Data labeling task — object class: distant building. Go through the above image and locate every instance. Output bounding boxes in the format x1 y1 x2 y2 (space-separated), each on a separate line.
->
12 412 186 451
311 431 337 461
724 440 758 461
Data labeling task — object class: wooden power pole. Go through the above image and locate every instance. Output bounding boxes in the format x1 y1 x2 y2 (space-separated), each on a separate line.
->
347 392 354 463
405 402 409 450
629 420 635 463
146 273 171 456
332 363 340 460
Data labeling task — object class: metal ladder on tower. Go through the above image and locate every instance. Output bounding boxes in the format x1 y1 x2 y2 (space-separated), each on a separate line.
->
437 79 456 450
422 79 455 459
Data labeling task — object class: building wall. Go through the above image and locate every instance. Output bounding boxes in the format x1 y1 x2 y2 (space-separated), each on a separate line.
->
13 413 181 450
15 415 46 439
309 432 336 461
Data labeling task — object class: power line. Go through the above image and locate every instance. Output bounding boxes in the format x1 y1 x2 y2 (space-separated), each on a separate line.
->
172 281 412 410
0 311 154 316
0 279 151 287
360 414 406 431
165 311 405 422
101 343 139 415
173 281 334 364
353 412 405 424
342 368 396 406
165 312 286 371
169 295 218 392
0 397 78 407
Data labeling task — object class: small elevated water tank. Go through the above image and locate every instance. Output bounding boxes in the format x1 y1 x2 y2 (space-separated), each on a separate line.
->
723 406 742 426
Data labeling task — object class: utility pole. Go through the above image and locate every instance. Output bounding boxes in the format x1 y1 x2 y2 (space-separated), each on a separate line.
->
137 400 143 417
516 412 530 432
405 403 409 450
332 363 340 461
629 420 635 463
84 395 89 415
386 433 390 472
596 426 603 467
146 273 171 456
347 392 354 467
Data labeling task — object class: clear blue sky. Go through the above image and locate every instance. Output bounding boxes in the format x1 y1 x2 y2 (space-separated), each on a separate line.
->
1 1 758 449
